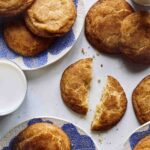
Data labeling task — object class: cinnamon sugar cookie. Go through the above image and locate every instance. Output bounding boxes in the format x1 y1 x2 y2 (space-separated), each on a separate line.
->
0 0 34 17
4 19 54 57
25 0 77 37
121 12 150 64
134 135 150 150
91 76 127 131
12 123 71 150
85 0 133 54
60 58 92 115
132 75 150 124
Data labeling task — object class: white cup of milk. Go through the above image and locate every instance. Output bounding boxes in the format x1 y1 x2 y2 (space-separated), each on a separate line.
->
0 59 27 116
133 0 150 6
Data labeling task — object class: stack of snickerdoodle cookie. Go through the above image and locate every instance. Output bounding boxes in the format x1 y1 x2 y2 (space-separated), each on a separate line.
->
85 0 150 65
0 0 77 56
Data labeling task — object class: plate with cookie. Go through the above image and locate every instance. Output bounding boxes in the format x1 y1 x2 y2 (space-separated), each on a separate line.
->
0 117 98 150
123 121 150 150
0 0 85 70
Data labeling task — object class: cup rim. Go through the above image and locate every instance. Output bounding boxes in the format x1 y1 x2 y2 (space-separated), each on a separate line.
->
0 59 27 116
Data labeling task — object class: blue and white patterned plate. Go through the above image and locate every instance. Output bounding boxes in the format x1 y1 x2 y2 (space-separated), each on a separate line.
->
123 121 150 150
0 117 98 150
0 0 85 70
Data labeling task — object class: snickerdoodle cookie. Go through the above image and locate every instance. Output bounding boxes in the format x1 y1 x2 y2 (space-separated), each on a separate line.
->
12 123 71 150
91 76 127 131
133 135 150 150
25 0 77 37
132 75 150 124
0 0 35 17
85 0 133 54
121 12 150 64
4 19 54 57
60 58 92 115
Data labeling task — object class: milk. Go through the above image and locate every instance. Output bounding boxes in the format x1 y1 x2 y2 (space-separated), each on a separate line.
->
0 60 27 115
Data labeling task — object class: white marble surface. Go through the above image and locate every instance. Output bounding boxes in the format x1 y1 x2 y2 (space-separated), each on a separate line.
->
0 0 150 150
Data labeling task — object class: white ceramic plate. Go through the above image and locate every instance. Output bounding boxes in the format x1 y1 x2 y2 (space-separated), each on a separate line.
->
123 121 150 150
0 117 98 150
0 0 85 70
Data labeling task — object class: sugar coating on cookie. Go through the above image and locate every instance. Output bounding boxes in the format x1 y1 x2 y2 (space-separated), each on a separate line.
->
85 0 133 54
133 135 150 150
4 19 54 57
121 12 150 64
0 0 35 16
25 0 77 37
60 58 93 115
132 75 150 124
91 76 127 131
12 123 71 150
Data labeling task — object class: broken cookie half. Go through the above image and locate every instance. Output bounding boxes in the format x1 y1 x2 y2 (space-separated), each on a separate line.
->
60 58 93 115
91 76 127 131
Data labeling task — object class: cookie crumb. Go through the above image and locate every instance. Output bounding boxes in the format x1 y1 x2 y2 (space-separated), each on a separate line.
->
116 128 119 131
96 53 100 56
92 55 96 59
99 139 103 144
98 136 103 144
81 48 86 55
98 79 101 83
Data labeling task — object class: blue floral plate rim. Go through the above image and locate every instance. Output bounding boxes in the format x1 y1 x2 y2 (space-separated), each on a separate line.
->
0 116 98 150
123 121 150 150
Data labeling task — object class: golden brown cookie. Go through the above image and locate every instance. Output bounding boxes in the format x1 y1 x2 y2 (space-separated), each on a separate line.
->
85 0 133 54
4 19 54 57
133 135 150 150
25 0 77 37
0 0 35 17
120 12 150 64
91 76 127 131
60 58 93 115
12 123 71 150
132 75 150 124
